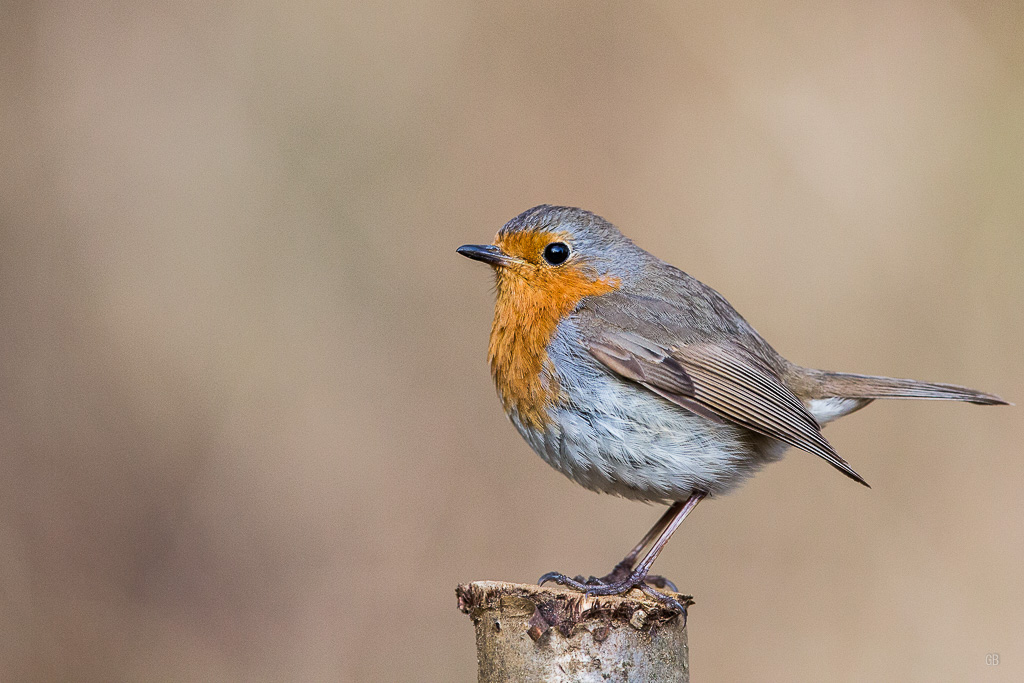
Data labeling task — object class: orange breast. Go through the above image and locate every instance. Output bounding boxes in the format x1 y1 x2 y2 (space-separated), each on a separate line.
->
488 264 619 430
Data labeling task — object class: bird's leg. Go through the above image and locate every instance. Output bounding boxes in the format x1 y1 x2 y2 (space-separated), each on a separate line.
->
594 501 684 589
539 491 706 613
537 502 680 591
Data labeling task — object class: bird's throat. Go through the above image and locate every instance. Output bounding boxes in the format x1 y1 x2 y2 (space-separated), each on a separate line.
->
488 267 619 429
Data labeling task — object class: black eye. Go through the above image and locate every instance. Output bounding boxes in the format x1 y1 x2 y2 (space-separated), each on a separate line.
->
543 242 571 265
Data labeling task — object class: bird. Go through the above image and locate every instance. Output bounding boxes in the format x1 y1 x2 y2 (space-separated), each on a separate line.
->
457 205 1008 613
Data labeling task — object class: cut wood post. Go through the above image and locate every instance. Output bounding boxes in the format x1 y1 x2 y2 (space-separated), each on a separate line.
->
456 581 692 682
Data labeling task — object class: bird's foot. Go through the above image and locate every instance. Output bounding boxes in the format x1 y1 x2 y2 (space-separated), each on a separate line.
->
536 559 677 591
592 559 678 592
538 567 687 617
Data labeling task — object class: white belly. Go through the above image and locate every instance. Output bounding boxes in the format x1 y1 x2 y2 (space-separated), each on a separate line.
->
509 375 788 503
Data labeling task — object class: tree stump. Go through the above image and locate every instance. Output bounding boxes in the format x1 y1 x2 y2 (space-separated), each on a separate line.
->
456 581 692 682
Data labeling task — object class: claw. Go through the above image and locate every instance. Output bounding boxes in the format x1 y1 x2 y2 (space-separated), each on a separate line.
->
538 572 590 592
638 583 688 624
644 574 678 592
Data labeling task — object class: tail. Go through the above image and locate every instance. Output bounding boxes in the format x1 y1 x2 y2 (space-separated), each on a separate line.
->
813 370 1009 405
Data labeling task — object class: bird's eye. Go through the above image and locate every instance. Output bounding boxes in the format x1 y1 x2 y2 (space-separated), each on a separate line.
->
543 242 571 265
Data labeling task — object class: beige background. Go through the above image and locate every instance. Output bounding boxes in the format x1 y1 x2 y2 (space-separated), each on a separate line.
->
2 2 1022 681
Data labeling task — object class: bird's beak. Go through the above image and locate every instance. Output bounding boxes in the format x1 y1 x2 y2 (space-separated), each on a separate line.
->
457 244 515 267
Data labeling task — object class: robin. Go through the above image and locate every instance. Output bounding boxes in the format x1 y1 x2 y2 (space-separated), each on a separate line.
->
457 205 1007 613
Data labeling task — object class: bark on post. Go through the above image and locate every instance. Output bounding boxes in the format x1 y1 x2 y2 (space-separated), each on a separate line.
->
456 581 692 682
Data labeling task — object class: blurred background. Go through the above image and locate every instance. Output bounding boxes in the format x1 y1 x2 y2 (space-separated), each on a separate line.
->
2 1 1022 681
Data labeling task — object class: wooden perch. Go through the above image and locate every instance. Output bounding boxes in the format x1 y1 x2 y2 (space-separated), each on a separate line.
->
456 581 692 682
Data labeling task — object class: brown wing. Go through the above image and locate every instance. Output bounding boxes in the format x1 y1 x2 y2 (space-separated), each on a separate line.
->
588 331 869 486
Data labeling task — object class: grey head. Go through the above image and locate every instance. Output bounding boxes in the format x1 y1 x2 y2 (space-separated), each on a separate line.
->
457 205 655 286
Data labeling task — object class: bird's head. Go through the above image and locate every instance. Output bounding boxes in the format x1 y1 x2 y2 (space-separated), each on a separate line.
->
457 205 637 301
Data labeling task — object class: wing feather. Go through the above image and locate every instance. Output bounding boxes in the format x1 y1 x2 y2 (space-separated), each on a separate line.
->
585 330 868 486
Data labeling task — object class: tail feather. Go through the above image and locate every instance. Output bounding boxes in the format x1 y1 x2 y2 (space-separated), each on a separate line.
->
816 371 1010 406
